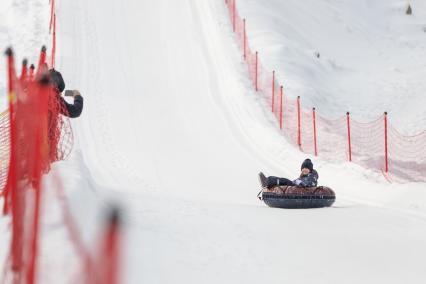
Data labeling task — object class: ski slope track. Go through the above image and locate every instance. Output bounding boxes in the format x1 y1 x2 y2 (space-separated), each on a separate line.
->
2 0 426 283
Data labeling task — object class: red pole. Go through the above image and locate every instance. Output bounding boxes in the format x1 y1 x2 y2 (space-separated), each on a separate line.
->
243 19 246 60
6 48 15 100
3 48 16 216
313 108 318 156
29 64 35 82
271 70 275 112
279 86 283 129
255 51 258 92
20 59 28 81
6 48 24 277
37 46 47 75
49 0 55 33
346 112 352 162
27 179 42 284
384 112 388 173
27 85 50 284
51 13 56 68
297 96 301 147
232 0 236 32
99 208 122 284
5 48 14 216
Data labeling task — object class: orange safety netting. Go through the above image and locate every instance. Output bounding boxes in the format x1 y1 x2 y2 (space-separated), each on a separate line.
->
225 0 426 182
0 74 72 193
47 89 74 163
0 45 73 283
1 48 52 284
1 0 122 282
0 46 115 283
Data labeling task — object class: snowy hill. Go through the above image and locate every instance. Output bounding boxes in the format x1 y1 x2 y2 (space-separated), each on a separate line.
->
237 0 426 132
1 0 426 283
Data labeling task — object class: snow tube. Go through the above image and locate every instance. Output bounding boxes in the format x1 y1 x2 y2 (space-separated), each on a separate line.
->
262 186 335 209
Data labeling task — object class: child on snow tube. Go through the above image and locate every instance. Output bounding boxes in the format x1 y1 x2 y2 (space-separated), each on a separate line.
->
262 159 318 188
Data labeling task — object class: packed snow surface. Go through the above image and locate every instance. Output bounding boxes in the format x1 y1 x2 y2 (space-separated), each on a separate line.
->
1 0 426 283
237 0 426 133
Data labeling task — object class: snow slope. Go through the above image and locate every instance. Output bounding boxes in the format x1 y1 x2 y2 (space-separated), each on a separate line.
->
1 0 426 283
236 0 426 132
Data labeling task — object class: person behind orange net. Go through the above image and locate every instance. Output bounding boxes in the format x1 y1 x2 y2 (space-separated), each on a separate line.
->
48 69 83 118
46 69 83 163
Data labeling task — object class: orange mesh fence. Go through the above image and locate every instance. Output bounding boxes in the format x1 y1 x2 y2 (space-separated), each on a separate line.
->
225 0 426 182
388 126 426 182
0 4 67 193
350 117 385 170
1 47 52 284
1 1 121 282
0 77 72 194
316 114 348 162
47 88 74 163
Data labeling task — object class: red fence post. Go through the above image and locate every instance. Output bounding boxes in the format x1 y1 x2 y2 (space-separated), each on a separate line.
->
5 49 14 215
51 13 56 68
20 59 28 81
384 112 388 173
29 64 35 81
255 51 258 91
6 48 25 277
279 86 283 129
346 112 352 162
99 208 122 284
243 19 246 60
27 173 43 284
271 70 275 112
27 84 50 284
49 0 55 32
313 108 318 156
36 46 47 75
232 0 236 32
3 48 16 216
297 96 301 147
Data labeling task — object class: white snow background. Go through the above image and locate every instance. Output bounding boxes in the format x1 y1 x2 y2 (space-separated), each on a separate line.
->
1 0 426 283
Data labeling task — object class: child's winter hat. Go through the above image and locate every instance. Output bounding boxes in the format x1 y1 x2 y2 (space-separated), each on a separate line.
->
301 159 313 171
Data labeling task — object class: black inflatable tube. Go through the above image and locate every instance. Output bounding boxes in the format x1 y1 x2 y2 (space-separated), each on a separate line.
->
262 192 335 209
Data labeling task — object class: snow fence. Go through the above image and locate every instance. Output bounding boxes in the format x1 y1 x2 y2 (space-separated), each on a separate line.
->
224 0 426 183
0 1 122 283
